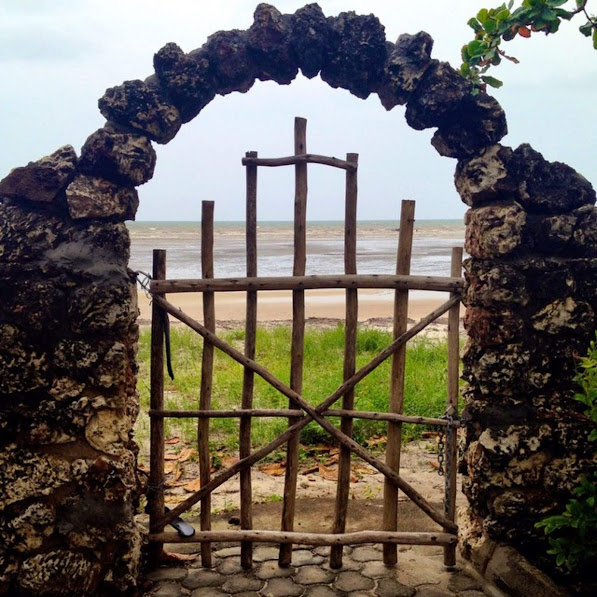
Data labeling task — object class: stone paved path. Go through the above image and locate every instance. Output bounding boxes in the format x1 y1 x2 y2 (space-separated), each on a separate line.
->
141 542 504 597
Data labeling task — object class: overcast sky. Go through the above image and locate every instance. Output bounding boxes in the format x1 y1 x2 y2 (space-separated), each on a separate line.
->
1 0 595 222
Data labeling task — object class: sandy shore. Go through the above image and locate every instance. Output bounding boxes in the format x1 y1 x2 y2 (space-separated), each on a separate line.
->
137 288 458 331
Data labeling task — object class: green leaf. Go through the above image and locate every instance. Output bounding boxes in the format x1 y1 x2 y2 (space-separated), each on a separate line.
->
468 17 483 33
477 8 489 24
481 75 504 88
593 28 597 50
579 21 593 36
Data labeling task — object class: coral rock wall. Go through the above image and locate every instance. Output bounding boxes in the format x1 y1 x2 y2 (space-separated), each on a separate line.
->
0 2 595 594
0 143 146 595
458 143 597 570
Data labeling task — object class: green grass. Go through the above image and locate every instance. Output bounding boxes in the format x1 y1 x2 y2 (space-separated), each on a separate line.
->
135 324 450 452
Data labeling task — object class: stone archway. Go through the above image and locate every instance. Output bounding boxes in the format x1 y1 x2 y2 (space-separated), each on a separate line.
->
0 3 595 595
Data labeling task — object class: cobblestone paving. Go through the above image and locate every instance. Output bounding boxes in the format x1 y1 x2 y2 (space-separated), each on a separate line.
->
141 543 501 597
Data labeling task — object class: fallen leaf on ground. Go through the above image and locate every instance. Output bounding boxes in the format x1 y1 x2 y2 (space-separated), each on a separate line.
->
422 431 439 439
260 462 286 476
318 463 338 481
161 551 197 563
178 448 197 462
183 478 201 492
365 436 387 447
428 460 439 470
165 437 180 445
164 461 177 474
352 463 375 475
221 456 239 468
164 451 179 461
325 453 340 466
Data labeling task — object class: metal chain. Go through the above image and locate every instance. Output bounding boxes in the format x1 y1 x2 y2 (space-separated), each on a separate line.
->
437 427 445 477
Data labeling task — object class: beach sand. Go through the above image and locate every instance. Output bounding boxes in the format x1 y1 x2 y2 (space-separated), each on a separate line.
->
137 288 459 332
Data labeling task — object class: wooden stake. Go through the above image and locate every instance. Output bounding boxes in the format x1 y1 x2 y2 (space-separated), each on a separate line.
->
148 249 166 568
198 202 215 567
280 116 308 566
240 152 258 569
444 247 463 567
383 200 415 566
331 152 359 569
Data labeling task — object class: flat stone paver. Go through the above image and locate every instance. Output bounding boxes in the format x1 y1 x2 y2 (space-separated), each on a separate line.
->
141 543 501 597
263 576 305 596
335 570 375 592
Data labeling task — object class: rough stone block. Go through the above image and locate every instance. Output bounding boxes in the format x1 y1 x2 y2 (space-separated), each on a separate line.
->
204 29 257 95
377 32 435 109
248 4 298 85
290 3 331 79
0 146 77 204
431 92 507 159
512 143 596 214
464 259 529 307
455 145 517 206
527 213 575 253
531 297 594 335
405 61 473 130
98 79 181 144
66 175 138 221
320 11 387 99
464 202 526 259
79 128 156 186
67 281 136 334
571 204 597 254
18 550 100 596
154 43 216 123
464 307 525 347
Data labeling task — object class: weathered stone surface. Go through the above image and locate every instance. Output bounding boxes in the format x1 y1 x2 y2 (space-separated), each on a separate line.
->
18 550 100 596
0 445 71 509
204 30 257 95
531 297 594 335
67 281 137 334
464 307 525 347
320 11 387 99
465 202 526 258
262 576 303 596
66 174 138 221
512 143 596 214
294 564 334 584
334 569 374 591
154 43 216 123
85 409 130 455
182 568 224 589
0 324 49 394
0 145 77 203
7 503 55 553
376 578 416 597
571 204 597 253
255 560 295 579
405 61 473 130
290 3 331 79
248 4 298 85
528 213 576 253
79 128 156 186
464 259 529 307
455 145 517 206
0 279 65 333
378 32 435 109
221 574 264 593
98 79 182 144
431 92 507 158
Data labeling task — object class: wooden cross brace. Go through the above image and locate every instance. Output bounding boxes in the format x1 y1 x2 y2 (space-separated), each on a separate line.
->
153 292 460 533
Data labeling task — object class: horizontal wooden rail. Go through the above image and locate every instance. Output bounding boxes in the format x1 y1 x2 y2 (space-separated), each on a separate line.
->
150 529 457 547
150 274 464 295
242 153 357 171
148 408 454 427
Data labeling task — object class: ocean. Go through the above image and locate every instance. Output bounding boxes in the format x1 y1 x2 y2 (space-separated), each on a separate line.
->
127 220 465 282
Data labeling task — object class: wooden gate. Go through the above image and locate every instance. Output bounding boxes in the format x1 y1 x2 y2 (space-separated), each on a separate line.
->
144 118 464 571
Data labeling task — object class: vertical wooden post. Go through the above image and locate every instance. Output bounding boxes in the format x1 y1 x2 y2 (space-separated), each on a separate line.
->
198 201 215 568
330 152 359 569
383 200 415 566
444 246 463 567
148 249 166 568
240 152 258 569
279 117 308 567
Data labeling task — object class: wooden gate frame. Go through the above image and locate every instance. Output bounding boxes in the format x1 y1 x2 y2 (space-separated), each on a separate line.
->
145 118 464 571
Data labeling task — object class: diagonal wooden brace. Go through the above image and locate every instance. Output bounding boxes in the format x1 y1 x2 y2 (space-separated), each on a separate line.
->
153 293 460 532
